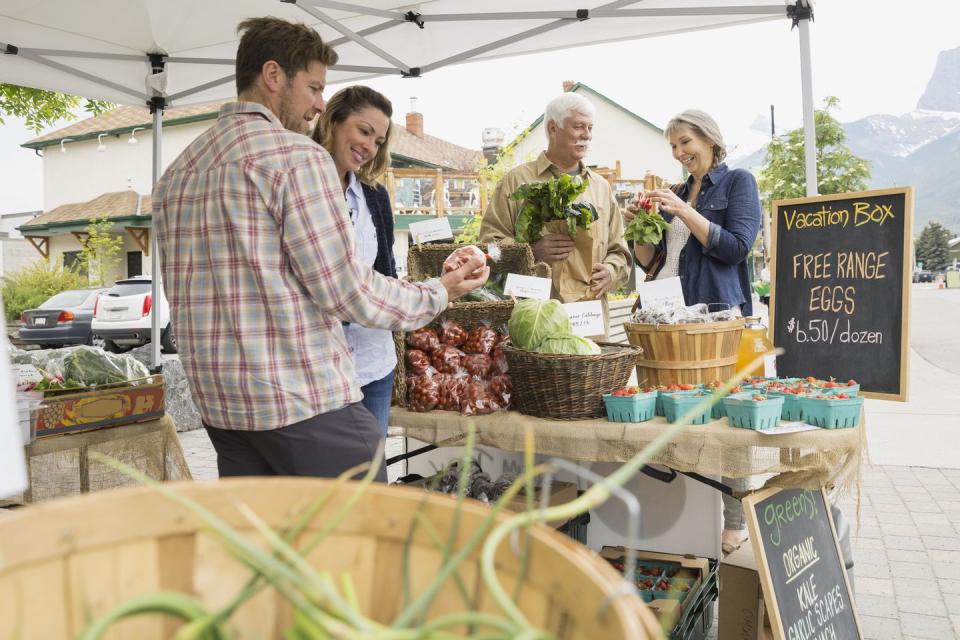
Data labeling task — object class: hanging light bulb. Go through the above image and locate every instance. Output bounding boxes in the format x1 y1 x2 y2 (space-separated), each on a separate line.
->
60 138 75 154
97 133 107 152
128 127 144 145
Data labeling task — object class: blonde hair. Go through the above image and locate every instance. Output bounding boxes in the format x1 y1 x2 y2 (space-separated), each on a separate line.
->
312 86 393 185
665 110 727 166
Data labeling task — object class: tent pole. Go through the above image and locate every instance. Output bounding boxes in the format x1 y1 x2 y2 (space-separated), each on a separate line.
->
148 55 166 370
796 4 817 197
150 103 162 369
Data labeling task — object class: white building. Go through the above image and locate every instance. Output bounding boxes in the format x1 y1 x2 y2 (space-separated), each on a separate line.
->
0 211 40 277
508 81 680 184
19 102 481 282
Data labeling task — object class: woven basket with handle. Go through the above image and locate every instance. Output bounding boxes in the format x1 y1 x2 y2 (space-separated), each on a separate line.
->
391 302 515 407
502 342 642 419
393 242 550 406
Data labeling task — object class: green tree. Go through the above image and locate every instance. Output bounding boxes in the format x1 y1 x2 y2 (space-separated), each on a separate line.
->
455 214 481 244
915 221 953 271
1 258 89 321
0 84 111 133
463 125 537 243
758 96 871 207
77 217 125 287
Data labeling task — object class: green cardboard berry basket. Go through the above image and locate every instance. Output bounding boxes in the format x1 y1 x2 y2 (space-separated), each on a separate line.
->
633 579 657 603
819 383 860 396
603 391 657 423
798 395 864 429
723 394 785 430
766 389 807 421
655 388 703 417
653 577 697 600
661 393 712 425
707 388 743 419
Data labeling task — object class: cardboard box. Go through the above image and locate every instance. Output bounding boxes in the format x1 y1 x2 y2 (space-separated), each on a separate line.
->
34 376 165 438
505 480 579 528
600 547 711 634
718 543 773 640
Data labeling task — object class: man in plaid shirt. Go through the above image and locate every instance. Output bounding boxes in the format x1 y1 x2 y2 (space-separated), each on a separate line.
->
153 18 488 481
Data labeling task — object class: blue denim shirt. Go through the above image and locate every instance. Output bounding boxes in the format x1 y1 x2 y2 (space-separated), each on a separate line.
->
658 163 761 316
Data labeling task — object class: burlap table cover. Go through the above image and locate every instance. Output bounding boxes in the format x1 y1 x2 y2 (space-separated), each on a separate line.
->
6 414 191 505
389 408 866 493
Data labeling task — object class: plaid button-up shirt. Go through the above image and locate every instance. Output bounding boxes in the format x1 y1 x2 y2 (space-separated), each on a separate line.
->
153 102 447 431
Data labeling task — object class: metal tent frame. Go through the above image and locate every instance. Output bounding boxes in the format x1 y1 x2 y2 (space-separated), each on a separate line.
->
1 0 817 368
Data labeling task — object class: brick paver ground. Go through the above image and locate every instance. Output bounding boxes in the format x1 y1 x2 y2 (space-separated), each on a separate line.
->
177 429 960 639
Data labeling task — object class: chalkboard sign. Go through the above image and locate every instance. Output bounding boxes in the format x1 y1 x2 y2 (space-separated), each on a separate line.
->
770 188 913 401
743 488 862 640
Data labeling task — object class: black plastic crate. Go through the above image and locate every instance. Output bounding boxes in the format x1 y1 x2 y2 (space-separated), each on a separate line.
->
556 511 590 545
670 558 718 640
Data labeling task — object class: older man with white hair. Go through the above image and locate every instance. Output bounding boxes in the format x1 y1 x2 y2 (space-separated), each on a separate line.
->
479 93 630 329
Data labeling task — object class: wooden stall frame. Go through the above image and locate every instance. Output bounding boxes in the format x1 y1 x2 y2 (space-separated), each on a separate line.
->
769 187 914 402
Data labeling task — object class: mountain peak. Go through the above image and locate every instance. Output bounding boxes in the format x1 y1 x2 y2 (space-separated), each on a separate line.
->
917 46 960 112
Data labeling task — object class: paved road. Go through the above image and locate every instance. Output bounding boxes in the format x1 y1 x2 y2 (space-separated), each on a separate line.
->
910 285 960 376
863 284 960 469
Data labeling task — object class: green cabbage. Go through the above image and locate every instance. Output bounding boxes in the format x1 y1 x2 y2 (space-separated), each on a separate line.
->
537 334 602 355
508 299 571 351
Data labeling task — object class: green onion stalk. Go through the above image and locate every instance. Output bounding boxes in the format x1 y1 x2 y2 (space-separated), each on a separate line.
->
80 349 776 638
478 350 781 626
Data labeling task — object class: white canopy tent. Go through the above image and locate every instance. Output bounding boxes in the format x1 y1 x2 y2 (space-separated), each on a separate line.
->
1 0 817 368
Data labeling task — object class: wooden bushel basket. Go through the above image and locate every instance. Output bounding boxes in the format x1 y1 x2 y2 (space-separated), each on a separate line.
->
623 318 746 386
0 479 661 639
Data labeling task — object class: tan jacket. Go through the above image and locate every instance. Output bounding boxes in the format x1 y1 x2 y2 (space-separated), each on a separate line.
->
479 152 630 328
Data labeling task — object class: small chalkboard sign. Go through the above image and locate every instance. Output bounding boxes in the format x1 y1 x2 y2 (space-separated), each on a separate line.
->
743 488 862 640
770 187 913 401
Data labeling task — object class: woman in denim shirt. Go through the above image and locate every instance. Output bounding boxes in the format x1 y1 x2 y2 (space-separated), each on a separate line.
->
630 110 761 316
628 110 761 555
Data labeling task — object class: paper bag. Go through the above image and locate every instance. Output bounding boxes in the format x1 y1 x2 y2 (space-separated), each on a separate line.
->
542 219 596 303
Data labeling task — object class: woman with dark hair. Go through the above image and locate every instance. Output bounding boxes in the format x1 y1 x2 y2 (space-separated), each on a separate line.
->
312 85 397 437
626 110 762 555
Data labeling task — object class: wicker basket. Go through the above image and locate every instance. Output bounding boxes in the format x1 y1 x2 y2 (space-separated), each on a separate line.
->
623 319 746 387
393 242 550 406
392 301 516 407
503 342 642 419
0 479 660 639
406 241 540 282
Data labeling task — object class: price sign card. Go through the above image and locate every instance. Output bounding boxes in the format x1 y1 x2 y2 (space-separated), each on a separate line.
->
409 218 453 244
504 274 552 300
563 300 605 337
636 276 685 309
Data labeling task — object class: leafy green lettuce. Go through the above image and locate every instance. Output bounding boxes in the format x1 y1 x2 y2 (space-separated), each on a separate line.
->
508 299 571 351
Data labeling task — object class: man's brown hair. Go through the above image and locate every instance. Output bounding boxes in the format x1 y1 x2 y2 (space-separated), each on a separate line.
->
235 17 338 95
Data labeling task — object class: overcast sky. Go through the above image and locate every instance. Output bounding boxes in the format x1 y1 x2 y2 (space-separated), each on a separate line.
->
2 0 957 215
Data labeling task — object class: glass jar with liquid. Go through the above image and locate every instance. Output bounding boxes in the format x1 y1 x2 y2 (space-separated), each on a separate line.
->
737 318 775 377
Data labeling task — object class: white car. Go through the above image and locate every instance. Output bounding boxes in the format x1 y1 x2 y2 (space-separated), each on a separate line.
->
91 276 177 353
